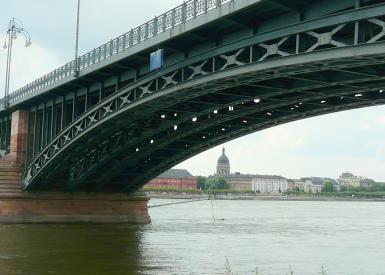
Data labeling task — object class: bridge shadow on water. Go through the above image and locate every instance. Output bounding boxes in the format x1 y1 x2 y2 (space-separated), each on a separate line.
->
0 224 149 274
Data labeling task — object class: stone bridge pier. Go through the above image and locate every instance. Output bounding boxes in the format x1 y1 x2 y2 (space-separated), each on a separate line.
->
0 109 150 224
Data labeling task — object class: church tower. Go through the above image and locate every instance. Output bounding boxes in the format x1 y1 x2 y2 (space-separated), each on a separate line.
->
217 147 230 176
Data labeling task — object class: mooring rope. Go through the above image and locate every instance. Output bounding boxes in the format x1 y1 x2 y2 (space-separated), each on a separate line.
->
148 198 209 208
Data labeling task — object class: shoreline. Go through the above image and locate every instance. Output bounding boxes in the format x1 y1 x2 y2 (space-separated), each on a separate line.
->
147 193 385 202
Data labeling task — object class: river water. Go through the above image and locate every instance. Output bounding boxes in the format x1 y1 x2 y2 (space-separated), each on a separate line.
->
0 199 385 274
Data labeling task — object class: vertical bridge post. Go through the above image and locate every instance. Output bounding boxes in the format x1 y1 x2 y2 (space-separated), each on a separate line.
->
9 110 29 165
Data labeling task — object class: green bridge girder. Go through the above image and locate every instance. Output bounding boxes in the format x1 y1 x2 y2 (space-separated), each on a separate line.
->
0 0 385 192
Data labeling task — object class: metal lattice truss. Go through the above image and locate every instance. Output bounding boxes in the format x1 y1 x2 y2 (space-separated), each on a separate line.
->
305 24 347 52
367 18 385 43
258 37 290 61
219 49 245 70
188 61 209 79
68 129 132 189
24 10 385 190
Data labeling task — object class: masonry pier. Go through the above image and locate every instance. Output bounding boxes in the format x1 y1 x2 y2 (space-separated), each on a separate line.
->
0 109 150 224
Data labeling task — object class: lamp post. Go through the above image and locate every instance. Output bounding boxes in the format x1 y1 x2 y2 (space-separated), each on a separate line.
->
74 0 81 77
2 18 32 109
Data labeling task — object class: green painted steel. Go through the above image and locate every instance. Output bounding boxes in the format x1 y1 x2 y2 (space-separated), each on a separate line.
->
1 0 384 192
0 0 249 111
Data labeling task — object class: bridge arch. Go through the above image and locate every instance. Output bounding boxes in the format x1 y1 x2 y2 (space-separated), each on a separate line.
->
24 49 385 191
0 0 382 192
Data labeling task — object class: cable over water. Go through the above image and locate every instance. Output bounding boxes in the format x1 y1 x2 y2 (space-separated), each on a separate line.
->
148 198 209 208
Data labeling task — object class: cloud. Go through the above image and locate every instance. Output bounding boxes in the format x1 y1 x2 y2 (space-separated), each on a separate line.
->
0 35 63 93
77 0 185 53
359 113 385 130
366 140 385 158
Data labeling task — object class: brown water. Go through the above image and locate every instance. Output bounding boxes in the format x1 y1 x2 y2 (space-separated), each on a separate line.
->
1 199 385 274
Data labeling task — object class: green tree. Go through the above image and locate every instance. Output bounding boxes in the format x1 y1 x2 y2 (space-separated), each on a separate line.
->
197 176 207 190
369 182 385 192
206 177 229 190
217 178 228 190
322 182 335 193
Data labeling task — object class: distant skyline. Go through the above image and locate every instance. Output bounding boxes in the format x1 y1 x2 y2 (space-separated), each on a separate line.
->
1 0 385 181
175 105 385 181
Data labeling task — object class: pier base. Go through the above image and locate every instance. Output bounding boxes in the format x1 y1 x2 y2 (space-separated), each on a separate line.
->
0 109 151 224
0 191 151 224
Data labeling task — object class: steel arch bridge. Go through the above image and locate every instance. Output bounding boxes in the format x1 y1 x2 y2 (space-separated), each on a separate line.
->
2 0 385 193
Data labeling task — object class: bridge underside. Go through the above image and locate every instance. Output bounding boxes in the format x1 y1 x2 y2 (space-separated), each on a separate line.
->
0 0 384 193
26 49 385 192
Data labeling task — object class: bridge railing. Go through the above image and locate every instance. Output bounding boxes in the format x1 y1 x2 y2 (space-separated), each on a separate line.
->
1 0 234 107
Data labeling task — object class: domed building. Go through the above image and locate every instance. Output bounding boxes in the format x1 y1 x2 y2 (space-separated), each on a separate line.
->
214 147 288 193
217 147 230 176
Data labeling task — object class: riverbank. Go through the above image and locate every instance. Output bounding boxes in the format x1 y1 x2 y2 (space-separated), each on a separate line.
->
147 192 385 202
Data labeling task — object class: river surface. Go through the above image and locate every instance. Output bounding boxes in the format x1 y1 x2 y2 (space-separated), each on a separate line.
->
0 199 385 274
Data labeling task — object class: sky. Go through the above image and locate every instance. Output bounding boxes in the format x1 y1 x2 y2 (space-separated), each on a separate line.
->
1 1 385 181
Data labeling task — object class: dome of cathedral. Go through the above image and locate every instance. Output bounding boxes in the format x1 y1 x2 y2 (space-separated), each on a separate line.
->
217 148 229 165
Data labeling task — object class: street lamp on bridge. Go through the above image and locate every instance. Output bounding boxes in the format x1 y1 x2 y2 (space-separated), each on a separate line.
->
2 18 32 109
74 0 81 77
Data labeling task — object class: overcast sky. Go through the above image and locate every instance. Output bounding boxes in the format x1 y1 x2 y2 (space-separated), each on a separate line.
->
1 1 385 181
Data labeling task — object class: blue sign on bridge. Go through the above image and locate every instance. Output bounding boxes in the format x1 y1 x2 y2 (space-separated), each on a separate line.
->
150 49 164 71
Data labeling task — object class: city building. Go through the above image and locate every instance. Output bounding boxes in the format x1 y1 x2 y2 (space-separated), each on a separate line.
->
294 179 306 191
302 177 338 186
212 148 380 194
339 172 376 188
338 172 360 187
303 180 322 193
302 177 338 192
359 178 375 188
225 173 254 190
146 169 197 189
217 148 230 176
214 148 287 193
252 175 288 194
213 148 252 190
287 180 296 191
288 177 338 193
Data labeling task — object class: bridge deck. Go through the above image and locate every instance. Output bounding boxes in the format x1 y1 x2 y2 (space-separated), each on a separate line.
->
0 0 262 112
